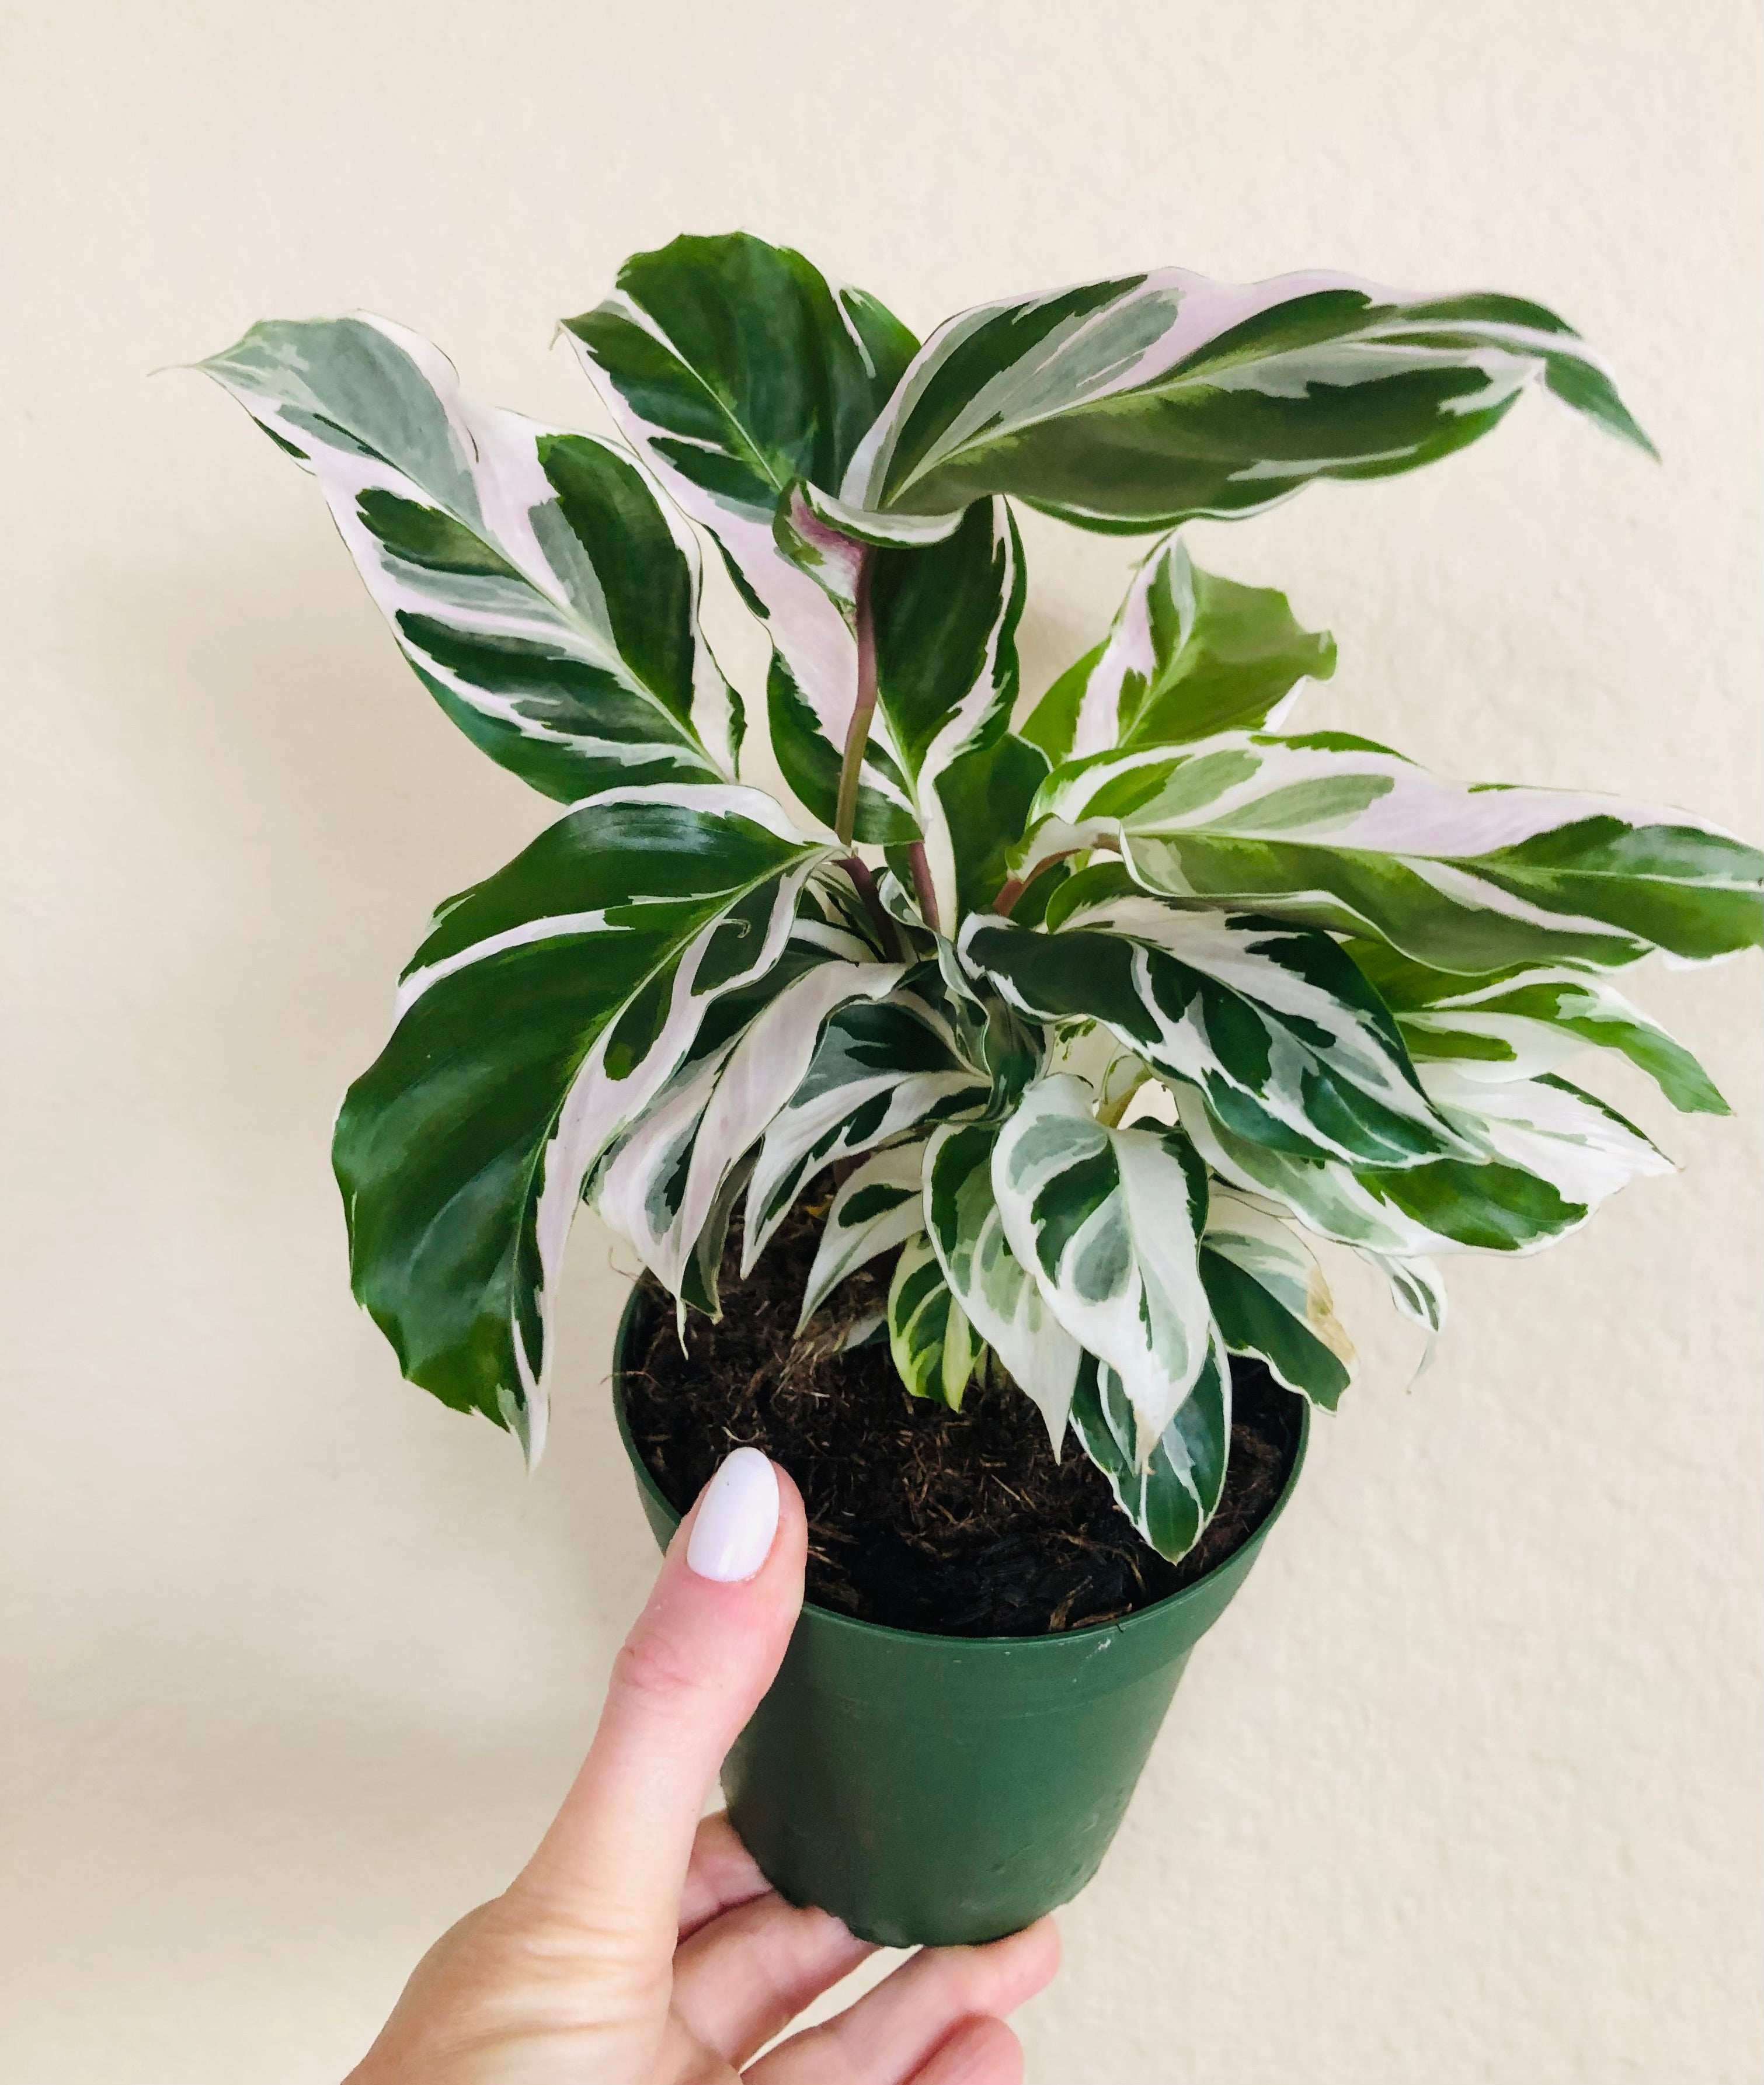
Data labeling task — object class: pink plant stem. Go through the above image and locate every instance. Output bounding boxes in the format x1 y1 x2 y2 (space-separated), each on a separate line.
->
906 840 942 936
991 841 1107 916
833 555 878 847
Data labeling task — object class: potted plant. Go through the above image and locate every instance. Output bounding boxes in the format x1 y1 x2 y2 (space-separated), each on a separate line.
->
200 234 1761 1949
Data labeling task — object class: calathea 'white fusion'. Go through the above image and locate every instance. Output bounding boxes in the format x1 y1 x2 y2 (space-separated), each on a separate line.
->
203 234 1761 1565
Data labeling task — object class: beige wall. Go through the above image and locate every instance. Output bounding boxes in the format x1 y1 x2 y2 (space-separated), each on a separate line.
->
4 4 1760 2079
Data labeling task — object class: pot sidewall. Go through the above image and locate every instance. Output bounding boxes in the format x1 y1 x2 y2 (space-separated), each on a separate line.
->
611 1286 1306 1946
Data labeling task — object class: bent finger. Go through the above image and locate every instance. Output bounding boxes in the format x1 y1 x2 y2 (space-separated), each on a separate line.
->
909 2016 1024 2085
510 1451 807 1952
679 1811 771 1940
748 1917 1059 2085
672 1890 874 2062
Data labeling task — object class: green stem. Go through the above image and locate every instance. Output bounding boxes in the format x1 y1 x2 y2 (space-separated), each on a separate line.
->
833 554 877 847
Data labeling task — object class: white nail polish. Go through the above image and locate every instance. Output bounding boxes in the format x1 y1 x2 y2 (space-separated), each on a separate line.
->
686 1447 780 1583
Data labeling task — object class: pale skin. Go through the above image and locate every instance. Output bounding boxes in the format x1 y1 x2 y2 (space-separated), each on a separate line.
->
346 1458 1060 2084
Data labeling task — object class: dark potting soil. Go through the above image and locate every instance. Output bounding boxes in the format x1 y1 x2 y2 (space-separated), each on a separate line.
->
621 1208 1303 1639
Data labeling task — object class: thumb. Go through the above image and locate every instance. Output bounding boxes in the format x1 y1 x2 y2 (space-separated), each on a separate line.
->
509 1448 808 1953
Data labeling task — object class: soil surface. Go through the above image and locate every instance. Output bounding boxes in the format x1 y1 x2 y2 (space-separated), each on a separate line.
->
622 1208 1303 1639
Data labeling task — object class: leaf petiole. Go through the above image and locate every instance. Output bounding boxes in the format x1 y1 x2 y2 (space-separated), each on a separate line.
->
832 552 878 846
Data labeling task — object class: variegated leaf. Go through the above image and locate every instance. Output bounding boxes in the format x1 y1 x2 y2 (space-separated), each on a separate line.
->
991 1073 1214 1460
872 499 1025 919
677 1155 752 1325
881 867 938 947
888 1232 978 1409
1346 941 1730 1113
563 234 921 841
1181 1088 1555 1258
1023 534 1335 763
563 231 914 623
841 269 1651 531
797 1141 930 1328
200 314 740 794
1421 1063 1674 1208
1067 1344 1231 1565
743 995 986 1274
923 1121 1084 1450
783 477 970 552
766 650 922 845
593 956 904 1296
944 979 1047 1117
768 480 962 641
1366 1251 1448 1335
1018 734 1764 971
791 865 888 962
333 784 830 1451
1176 1057 1670 1260
768 498 1028 863
1200 1187 1355 1408
961 893 1462 1167
931 731 1054 918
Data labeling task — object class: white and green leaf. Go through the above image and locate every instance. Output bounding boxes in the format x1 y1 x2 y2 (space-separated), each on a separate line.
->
565 232 917 580
871 499 1026 918
888 1232 979 1409
333 783 830 1452
1365 1250 1448 1335
766 497 1029 859
593 955 904 1297
1346 941 1730 1113
743 994 987 1273
841 269 1652 531
1067 1343 1232 1565
199 314 740 794
797 1140 931 1328
923 1121 1084 1450
782 475 970 554
1201 1187 1355 1408
931 731 1055 918
1019 733 1764 971
991 1073 1215 1460
961 893 1463 1167
676 1153 753 1325
791 864 890 961
1175 1055 1671 1261
1023 534 1335 763
1180 1086 1543 1258
1420 1062 1675 1208
563 233 921 840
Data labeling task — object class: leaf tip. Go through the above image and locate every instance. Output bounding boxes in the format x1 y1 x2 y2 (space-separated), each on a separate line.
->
496 1381 547 1469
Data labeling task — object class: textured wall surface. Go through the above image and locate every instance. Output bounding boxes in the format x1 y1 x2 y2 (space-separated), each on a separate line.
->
3 5 1760 2080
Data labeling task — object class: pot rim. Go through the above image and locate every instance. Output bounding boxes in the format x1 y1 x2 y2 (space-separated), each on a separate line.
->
611 1281 1309 1656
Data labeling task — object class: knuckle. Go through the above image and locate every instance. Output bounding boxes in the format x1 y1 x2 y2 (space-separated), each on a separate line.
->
612 1624 710 1713
939 2015 1023 2085
974 2014 1024 2064
483 1891 668 1996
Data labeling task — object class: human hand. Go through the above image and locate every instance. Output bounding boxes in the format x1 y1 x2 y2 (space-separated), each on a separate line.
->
346 1447 1060 2083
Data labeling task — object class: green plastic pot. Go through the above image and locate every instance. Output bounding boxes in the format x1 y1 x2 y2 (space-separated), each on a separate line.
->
612 1287 1307 1948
